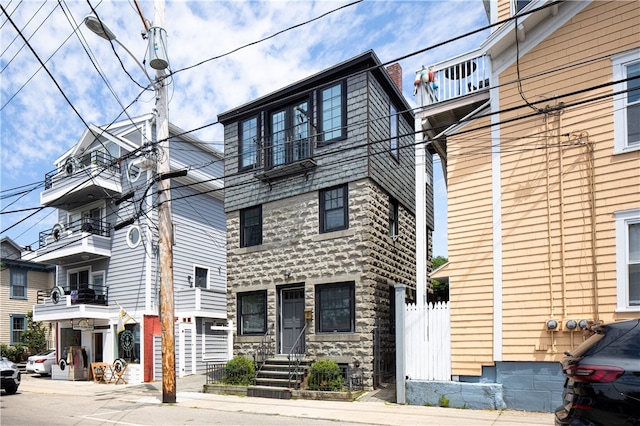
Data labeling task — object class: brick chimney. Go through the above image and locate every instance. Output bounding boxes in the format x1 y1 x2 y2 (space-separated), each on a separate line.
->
386 63 403 91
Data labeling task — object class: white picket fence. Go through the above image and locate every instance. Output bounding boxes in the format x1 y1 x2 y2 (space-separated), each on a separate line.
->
404 301 451 381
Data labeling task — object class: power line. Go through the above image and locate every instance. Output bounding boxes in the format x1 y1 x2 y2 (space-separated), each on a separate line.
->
169 0 363 78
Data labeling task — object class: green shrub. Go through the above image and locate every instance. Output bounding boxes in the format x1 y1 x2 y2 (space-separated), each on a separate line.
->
0 344 26 363
307 359 344 391
222 356 254 386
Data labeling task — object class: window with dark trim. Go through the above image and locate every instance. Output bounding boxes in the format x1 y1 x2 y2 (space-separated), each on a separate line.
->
266 99 311 169
238 291 267 335
390 103 399 159
315 282 355 333
10 314 26 345
318 82 346 142
240 205 262 247
10 269 27 299
515 0 531 13
319 184 348 233
389 196 399 237
239 116 259 170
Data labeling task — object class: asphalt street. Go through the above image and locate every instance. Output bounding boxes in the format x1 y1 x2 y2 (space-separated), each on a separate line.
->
3 373 555 425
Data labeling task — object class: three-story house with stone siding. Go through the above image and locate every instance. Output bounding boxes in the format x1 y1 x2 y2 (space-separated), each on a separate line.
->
219 50 431 390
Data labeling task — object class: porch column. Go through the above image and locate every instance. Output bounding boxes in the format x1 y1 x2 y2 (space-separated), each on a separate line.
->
395 284 406 404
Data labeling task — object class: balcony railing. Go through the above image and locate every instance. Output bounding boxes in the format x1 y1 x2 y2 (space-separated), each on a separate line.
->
415 54 490 107
254 137 317 182
37 284 109 306
44 150 121 190
38 217 110 249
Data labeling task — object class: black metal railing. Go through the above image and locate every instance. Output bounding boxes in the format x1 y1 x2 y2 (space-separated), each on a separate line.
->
205 362 226 385
37 284 108 306
38 217 110 248
43 150 121 190
287 322 308 389
253 324 274 383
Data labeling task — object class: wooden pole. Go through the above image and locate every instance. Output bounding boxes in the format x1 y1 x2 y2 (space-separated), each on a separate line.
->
154 0 176 404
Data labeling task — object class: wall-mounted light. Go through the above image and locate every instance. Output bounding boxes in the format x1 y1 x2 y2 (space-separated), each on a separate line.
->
187 276 193 287
284 270 291 279
565 319 578 331
546 319 559 331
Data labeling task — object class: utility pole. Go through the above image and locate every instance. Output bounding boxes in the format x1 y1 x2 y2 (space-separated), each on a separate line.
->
150 0 175 404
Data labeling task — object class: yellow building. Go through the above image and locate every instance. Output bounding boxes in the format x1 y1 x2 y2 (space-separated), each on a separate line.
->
1 237 55 350
414 0 639 412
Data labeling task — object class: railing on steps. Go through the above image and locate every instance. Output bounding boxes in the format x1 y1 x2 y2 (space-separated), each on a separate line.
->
287 322 308 389
253 324 274 384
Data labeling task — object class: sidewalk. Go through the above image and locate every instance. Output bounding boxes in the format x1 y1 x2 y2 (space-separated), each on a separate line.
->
19 373 554 425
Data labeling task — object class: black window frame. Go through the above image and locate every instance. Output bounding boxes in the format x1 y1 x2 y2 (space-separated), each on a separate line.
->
239 115 260 171
266 97 312 169
390 102 399 160
315 282 355 333
237 290 267 335
240 205 262 248
317 81 347 143
319 184 348 233
389 196 399 237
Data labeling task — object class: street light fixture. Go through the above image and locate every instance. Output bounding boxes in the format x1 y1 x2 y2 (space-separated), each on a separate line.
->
83 14 154 87
83 8 176 404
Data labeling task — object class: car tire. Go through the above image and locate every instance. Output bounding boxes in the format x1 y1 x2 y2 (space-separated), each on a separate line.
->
4 382 18 395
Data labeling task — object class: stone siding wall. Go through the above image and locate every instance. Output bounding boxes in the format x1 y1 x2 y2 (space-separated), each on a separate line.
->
227 178 416 388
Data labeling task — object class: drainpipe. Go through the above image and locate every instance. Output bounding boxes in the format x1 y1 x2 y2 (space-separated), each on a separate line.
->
580 131 599 322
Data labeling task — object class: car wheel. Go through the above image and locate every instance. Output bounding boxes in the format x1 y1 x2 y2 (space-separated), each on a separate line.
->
4 383 18 395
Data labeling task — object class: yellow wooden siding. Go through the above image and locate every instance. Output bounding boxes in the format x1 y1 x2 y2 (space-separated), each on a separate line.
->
447 1 640 376
0 268 53 346
496 0 640 362
447 115 496 375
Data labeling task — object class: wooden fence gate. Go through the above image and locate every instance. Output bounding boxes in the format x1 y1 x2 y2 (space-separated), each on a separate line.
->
404 301 451 381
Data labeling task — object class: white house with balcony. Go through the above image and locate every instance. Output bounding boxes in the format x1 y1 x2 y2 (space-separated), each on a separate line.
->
24 114 230 383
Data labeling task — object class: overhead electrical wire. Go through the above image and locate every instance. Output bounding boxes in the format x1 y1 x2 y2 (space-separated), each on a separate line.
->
0 0 49 63
1 0 628 248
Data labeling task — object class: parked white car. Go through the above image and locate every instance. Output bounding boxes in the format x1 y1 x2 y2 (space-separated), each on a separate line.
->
26 349 56 376
0 357 21 395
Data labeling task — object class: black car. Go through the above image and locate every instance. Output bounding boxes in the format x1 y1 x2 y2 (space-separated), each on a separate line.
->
555 318 640 426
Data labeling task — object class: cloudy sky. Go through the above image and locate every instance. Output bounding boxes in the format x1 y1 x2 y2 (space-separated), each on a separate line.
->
1 0 489 257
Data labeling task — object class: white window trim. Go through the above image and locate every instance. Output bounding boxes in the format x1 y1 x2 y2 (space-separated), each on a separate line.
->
193 264 210 289
612 49 640 154
126 225 142 248
615 208 640 312
91 270 105 289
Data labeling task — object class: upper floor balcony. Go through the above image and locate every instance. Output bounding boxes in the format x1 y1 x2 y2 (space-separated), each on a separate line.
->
41 150 122 210
33 283 111 323
175 286 227 319
251 136 317 183
414 52 491 136
23 216 111 265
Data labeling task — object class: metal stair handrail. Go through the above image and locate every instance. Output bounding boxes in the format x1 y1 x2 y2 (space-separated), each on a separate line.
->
253 324 274 384
287 322 308 389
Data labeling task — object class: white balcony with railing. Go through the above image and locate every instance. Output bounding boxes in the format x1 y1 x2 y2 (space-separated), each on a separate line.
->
22 218 111 264
175 287 227 318
41 151 122 209
415 53 491 109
